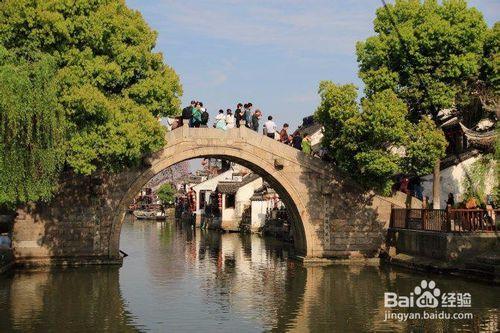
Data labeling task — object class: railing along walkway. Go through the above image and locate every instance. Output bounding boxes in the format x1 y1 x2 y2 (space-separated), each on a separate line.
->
390 208 499 233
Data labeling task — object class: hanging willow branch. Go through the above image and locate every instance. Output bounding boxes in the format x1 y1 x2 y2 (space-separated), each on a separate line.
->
0 55 66 205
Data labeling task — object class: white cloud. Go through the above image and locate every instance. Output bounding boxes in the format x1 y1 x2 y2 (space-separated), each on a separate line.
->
289 91 318 103
208 69 228 86
148 0 377 56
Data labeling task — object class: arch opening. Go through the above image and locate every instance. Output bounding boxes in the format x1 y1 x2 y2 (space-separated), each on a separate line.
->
111 147 311 258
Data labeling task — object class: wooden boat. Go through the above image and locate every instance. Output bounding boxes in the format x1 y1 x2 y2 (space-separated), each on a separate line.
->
133 209 166 221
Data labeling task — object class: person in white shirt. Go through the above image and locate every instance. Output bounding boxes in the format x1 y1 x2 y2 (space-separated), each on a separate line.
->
264 116 277 139
225 109 235 129
215 109 226 130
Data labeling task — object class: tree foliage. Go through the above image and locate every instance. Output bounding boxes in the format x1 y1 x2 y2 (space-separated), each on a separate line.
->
462 154 496 205
356 0 495 116
316 0 497 194
315 81 447 194
157 183 175 206
0 0 182 205
0 53 65 205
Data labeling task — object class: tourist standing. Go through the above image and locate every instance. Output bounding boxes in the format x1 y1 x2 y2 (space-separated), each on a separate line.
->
251 109 261 132
215 109 227 130
244 103 253 128
301 133 312 155
446 193 455 207
399 177 410 194
200 108 209 127
422 196 429 209
234 103 243 128
226 109 235 129
279 123 290 144
413 180 423 201
292 131 302 150
486 194 496 224
264 116 277 139
181 100 195 127
192 102 202 128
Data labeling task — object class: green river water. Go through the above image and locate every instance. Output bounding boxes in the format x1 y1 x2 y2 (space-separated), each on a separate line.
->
0 218 498 332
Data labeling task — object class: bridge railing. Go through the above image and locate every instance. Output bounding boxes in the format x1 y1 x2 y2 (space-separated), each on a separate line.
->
390 208 499 233
163 120 340 180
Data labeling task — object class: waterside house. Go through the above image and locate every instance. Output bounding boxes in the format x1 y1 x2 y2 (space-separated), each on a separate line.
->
421 107 497 207
216 174 263 231
297 115 324 154
248 185 282 233
191 169 235 226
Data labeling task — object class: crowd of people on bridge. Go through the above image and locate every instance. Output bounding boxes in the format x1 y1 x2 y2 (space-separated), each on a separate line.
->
176 100 314 155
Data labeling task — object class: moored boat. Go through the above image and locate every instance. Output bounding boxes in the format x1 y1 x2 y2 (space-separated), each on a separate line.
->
133 209 166 220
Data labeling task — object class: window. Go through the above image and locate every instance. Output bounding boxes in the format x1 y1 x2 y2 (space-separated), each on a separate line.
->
225 194 235 208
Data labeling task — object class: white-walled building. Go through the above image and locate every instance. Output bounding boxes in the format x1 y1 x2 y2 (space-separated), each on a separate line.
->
191 169 234 225
297 116 324 153
249 186 281 232
421 152 497 208
217 174 263 231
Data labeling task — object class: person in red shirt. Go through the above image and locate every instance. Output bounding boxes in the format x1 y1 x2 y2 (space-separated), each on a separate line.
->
279 123 291 144
400 177 410 194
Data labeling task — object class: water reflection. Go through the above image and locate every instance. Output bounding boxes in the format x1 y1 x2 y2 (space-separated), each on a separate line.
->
1 218 498 332
0 267 138 332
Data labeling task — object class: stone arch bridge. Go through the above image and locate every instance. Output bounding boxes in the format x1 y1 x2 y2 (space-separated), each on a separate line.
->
13 125 403 266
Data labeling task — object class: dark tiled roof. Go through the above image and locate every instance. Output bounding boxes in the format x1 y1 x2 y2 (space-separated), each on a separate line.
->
217 174 260 194
440 149 480 170
250 184 277 201
298 122 323 136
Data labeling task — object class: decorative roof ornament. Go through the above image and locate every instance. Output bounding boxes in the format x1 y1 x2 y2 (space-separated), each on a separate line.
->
459 122 497 150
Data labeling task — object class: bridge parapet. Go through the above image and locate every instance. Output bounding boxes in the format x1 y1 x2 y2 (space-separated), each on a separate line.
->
166 124 335 177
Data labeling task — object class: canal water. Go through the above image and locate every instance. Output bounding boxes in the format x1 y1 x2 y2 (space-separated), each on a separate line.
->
0 218 498 332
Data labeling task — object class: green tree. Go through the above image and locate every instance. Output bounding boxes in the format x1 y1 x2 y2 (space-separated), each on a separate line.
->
0 52 65 205
356 0 494 117
157 183 175 206
0 0 182 205
315 81 446 194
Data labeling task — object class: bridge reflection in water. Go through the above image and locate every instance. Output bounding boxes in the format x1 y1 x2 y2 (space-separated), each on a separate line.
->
1 217 498 332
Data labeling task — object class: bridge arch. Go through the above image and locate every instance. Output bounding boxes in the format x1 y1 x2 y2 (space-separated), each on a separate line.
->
110 125 324 256
13 124 397 265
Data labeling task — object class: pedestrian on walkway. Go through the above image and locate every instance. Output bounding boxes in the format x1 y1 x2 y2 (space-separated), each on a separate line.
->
192 102 202 128
292 130 302 150
234 103 243 128
264 116 277 139
446 193 455 208
251 109 261 132
200 107 209 127
181 100 195 127
422 196 429 209
215 109 227 130
279 123 290 144
301 133 312 154
244 103 253 128
226 109 235 129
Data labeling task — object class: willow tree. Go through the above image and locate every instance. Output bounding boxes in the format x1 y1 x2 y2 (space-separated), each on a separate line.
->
0 0 182 205
0 53 65 205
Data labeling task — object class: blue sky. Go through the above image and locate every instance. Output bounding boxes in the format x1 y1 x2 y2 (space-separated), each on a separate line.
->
127 0 499 130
